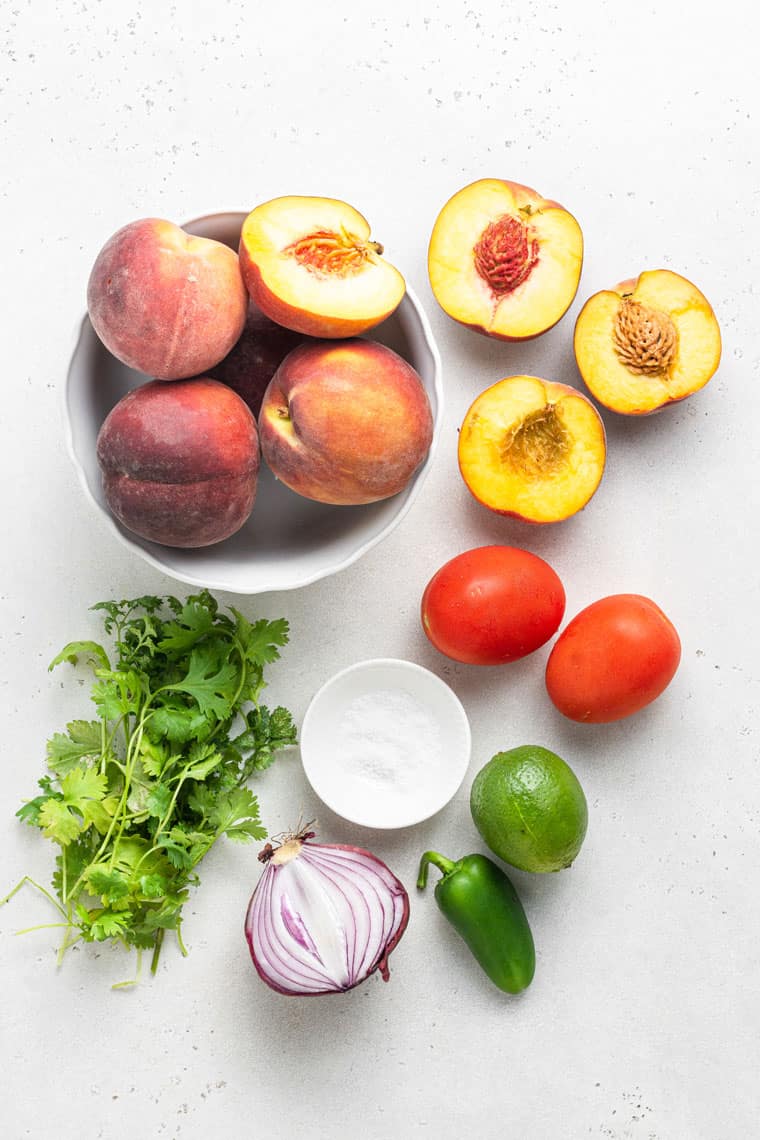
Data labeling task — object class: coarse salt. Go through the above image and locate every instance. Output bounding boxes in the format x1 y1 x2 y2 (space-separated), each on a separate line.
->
318 688 444 817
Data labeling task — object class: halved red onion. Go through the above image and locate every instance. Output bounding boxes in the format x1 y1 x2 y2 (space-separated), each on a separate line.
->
245 830 410 996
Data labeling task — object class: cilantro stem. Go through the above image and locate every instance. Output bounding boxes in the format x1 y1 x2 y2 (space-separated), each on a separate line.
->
15 921 78 935
112 948 142 990
1 875 68 918
152 774 188 840
12 592 293 986
150 927 165 974
61 848 68 905
64 708 153 902
227 636 249 716
106 714 151 866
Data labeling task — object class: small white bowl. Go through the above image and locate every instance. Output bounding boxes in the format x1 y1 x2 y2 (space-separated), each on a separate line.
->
64 211 443 594
300 658 471 829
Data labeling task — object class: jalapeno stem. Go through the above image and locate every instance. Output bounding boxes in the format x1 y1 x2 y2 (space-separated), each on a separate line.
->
417 850 458 890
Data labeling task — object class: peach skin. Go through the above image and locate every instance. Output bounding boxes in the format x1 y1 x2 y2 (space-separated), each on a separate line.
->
239 196 406 338
259 339 433 505
87 218 248 379
97 377 259 547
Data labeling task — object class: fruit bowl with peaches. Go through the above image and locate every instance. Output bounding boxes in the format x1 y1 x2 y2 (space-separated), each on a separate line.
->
65 202 443 594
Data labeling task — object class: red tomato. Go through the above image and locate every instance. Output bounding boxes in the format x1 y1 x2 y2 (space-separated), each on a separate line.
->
545 594 681 723
421 545 565 666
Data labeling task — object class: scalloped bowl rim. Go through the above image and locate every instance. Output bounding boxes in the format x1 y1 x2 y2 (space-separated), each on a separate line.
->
63 211 443 595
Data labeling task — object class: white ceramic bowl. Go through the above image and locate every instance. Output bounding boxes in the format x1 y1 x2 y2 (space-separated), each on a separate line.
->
64 211 443 594
300 658 471 829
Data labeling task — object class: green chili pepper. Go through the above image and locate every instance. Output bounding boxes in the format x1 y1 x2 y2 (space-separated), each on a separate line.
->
417 850 535 994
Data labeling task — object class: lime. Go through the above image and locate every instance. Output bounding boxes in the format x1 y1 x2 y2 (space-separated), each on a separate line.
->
470 745 588 873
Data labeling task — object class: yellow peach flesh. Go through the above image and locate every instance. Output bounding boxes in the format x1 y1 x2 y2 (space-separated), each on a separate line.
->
240 196 405 336
574 269 721 414
458 376 606 523
428 179 583 339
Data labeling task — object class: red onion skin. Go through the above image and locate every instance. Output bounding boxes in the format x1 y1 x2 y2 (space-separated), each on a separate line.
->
245 841 410 997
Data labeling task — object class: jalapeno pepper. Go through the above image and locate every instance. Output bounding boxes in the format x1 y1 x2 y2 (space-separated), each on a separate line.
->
417 850 535 994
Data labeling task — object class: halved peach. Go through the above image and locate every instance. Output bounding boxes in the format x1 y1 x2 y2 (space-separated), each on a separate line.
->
458 375 606 523
428 179 583 340
574 269 721 414
239 196 406 338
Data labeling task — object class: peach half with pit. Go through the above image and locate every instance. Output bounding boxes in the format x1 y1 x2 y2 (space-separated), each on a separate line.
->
573 269 722 415
238 196 406 338
87 218 248 380
259 339 434 505
428 179 583 340
96 377 259 548
458 375 606 523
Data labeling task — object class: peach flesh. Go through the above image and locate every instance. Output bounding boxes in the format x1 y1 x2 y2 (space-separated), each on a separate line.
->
458 376 606 524
285 229 384 276
87 218 248 380
259 339 434 505
96 378 259 548
239 196 406 338
573 270 722 415
428 179 583 341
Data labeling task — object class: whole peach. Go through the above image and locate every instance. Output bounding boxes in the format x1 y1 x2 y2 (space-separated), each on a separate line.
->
205 301 308 417
96 378 259 547
87 218 248 380
259 339 434 505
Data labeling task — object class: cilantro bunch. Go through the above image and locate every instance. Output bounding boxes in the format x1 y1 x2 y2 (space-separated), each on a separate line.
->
5 591 296 985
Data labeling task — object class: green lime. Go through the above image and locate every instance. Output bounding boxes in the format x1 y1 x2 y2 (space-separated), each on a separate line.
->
470 745 588 873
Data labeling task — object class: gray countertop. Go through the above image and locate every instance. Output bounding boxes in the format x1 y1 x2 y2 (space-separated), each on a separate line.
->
1 2 756 1137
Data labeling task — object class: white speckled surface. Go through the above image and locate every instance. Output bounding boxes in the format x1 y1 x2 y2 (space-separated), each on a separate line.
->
0 3 757 1138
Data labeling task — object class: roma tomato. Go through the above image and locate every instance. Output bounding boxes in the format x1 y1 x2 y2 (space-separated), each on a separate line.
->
545 594 681 723
421 545 565 666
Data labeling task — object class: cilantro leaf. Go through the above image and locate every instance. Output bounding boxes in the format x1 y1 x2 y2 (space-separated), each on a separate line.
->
142 905 182 931
182 741 223 781
138 874 169 900
156 595 218 653
49 640 111 674
38 798 84 845
82 795 119 835
85 866 131 905
17 776 58 827
138 737 171 779
209 787 266 842
156 835 195 870
145 783 173 820
231 610 289 667
52 841 93 896
166 644 239 719
89 910 133 941
91 669 143 720
185 783 217 821
91 596 164 637
46 721 103 776
234 704 298 774
11 591 294 982
37 767 110 845
148 703 209 745
60 766 108 804
16 796 49 826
